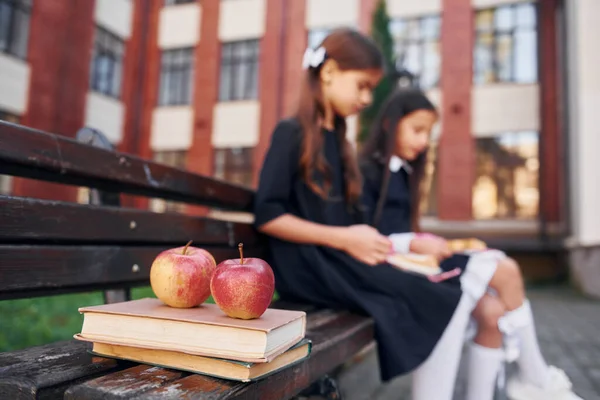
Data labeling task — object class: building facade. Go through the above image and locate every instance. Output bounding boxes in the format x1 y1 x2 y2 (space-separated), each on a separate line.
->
1 0 599 294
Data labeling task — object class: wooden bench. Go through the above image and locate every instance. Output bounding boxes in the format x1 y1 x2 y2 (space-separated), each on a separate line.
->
0 122 375 400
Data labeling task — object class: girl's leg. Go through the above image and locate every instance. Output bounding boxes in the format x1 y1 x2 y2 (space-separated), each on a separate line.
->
488 258 549 386
487 258 582 399
411 294 473 400
466 295 506 400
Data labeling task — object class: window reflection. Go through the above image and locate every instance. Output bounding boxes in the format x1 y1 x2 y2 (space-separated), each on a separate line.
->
472 131 539 219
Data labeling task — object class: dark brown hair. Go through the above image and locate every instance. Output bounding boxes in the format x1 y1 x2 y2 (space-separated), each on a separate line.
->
359 89 438 232
295 28 383 205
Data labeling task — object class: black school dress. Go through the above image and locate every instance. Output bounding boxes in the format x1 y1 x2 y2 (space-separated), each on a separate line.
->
359 157 470 283
254 119 463 381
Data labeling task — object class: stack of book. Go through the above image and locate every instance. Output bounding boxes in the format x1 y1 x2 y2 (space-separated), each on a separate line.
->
74 298 311 382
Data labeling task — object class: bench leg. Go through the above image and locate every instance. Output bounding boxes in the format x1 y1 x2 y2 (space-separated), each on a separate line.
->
296 374 343 400
103 288 131 304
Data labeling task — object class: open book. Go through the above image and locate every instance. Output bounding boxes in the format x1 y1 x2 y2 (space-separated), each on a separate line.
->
386 253 441 276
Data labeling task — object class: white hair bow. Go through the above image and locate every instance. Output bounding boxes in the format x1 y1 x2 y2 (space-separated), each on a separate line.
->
302 47 326 69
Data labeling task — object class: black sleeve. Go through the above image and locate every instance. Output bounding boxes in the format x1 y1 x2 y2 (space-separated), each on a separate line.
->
359 160 382 227
253 119 302 228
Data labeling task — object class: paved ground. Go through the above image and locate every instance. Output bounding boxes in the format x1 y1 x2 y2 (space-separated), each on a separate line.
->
336 285 600 400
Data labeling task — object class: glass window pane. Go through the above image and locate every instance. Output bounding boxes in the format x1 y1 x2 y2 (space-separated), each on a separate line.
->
421 41 440 89
495 33 513 82
404 43 421 76
473 132 539 219
389 19 408 41
474 33 494 84
407 19 420 40
422 16 440 39
516 3 536 28
219 64 232 101
0 3 12 51
514 29 537 82
494 6 513 31
476 9 494 32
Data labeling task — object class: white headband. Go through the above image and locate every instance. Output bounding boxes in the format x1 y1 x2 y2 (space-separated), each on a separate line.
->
302 47 326 70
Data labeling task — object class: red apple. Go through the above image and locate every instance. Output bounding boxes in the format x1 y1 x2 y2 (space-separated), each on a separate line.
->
211 243 275 320
150 241 217 308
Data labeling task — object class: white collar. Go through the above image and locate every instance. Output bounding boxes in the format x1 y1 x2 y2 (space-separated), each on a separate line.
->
388 155 413 174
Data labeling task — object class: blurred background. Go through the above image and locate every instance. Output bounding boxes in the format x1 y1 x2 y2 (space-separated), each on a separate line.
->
1 0 599 368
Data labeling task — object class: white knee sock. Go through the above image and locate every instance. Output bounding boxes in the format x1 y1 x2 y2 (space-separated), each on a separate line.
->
466 343 504 400
499 300 550 387
412 295 473 400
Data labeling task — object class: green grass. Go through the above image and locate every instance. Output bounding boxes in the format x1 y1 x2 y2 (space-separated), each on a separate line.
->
1 286 163 352
0 287 277 353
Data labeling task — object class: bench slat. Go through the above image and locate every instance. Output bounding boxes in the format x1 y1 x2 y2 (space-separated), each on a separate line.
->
0 245 264 300
64 313 374 400
0 340 127 400
0 122 254 211
0 196 260 246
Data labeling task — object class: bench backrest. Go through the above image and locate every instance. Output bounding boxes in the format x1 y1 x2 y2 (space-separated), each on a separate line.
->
0 121 266 301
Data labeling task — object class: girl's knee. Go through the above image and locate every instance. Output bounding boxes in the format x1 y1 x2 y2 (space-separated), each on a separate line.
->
493 258 524 288
473 295 506 329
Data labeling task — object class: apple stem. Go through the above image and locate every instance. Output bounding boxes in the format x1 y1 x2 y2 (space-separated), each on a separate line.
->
183 240 193 255
239 243 244 265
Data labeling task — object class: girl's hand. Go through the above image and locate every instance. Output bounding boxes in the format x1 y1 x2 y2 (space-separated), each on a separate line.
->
339 225 392 266
409 235 452 261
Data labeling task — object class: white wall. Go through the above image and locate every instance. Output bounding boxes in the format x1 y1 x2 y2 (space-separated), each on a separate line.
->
219 0 265 42
567 0 600 245
0 54 29 115
151 107 195 150
212 101 261 148
95 0 133 38
387 0 441 18
84 93 125 144
158 3 201 48
472 0 533 9
472 84 540 136
306 0 359 29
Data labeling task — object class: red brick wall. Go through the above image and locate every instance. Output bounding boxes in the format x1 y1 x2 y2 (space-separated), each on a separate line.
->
253 0 287 187
186 0 220 215
282 0 307 117
253 0 307 186
13 0 96 202
437 0 474 220
538 0 562 223
359 0 378 34
120 0 161 209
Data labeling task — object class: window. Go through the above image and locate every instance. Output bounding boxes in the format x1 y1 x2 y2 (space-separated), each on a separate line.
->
474 2 538 84
164 0 194 5
150 150 188 213
472 131 539 219
0 0 32 59
213 147 253 188
308 28 330 49
219 40 259 102
0 110 19 195
158 48 194 106
389 15 441 89
89 27 125 98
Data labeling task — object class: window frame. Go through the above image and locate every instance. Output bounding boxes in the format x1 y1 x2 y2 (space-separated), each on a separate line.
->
218 39 260 102
213 147 254 188
158 47 195 106
473 1 539 85
389 14 442 90
164 0 195 5
89 25 125 99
